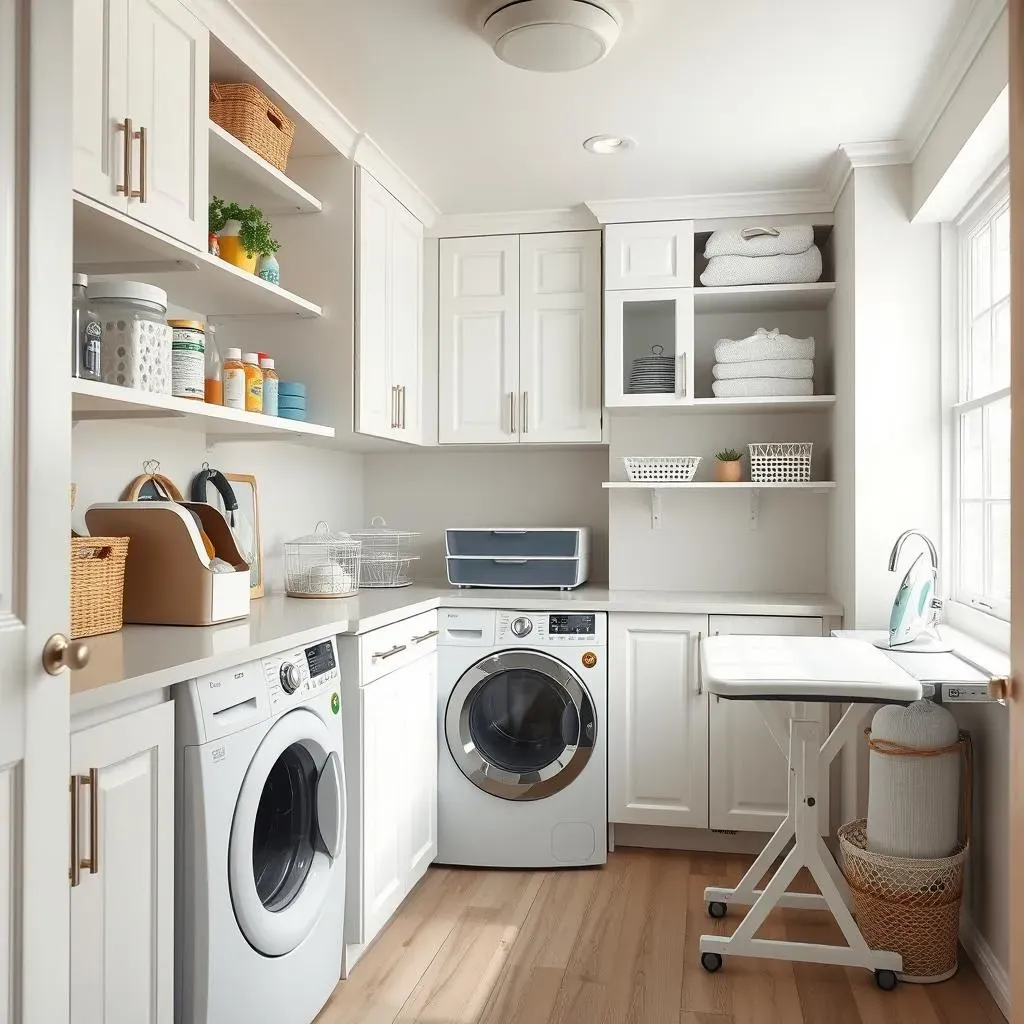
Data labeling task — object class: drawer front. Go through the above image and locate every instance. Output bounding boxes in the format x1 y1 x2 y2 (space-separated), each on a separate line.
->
359 610 438 684
445 529 583 558
447 556 584 589
708 615 823 637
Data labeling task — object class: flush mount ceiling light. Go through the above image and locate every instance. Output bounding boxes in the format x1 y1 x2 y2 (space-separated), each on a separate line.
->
480 0 622 73
583 134 635 154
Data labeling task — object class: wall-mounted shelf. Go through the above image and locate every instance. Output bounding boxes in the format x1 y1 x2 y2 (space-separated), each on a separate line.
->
73 195 322 319
611 396 836 414
71 379 334 442
693 282 836 313
208 121 322 215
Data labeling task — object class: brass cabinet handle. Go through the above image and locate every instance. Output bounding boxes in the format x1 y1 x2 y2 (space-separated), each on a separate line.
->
117 117 133 197
42 634 90 675
372 643 407 661
81 768 99 874
69 775 81 887
522 391 528 434
411 629 439 644
695 631 703 696
131 125 147 201
390 385 397 429
399 385 406 429
509 392 516 434
680 353 688 398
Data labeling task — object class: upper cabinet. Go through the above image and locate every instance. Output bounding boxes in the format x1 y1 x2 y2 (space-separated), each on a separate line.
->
355 168 425 445
604 221 694 290
73 0 209 250
439 231 602 445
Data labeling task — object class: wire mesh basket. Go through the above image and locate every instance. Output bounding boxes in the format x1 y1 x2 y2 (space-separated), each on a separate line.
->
349 516 421 589
748 442 813 483
284 522 361 598
623 456 701 482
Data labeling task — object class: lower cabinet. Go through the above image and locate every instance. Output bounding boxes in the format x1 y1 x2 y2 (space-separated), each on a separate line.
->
70 701 174 1024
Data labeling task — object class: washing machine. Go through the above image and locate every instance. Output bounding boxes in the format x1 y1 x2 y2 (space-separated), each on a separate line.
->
437 607 607 868
175 637 346 1024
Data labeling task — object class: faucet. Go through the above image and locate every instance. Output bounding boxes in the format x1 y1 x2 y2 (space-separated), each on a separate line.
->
887 529 943 612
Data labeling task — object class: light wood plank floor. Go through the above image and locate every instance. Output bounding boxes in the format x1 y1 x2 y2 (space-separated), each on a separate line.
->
316 848 1005 1024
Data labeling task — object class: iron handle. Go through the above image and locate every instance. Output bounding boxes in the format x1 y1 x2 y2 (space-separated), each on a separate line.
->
69 776 81 887
373 644 407 661
509 392 516 434
696 631 703 696
522 391 528 434
132 125 147 201
81 769 99 875
411 629 439 644
116 118 133 197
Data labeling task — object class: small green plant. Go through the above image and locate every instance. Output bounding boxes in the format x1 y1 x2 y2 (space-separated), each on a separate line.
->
208 196 280 258
715 448 743 462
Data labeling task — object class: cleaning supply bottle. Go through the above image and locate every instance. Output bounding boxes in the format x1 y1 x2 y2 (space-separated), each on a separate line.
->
204 324 223 405
71 273 102 380
259 356 279 416
222 348 245 410
243 351 263 413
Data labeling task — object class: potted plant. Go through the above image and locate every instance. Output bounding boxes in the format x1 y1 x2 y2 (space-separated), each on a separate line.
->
714 448 743 482
208 197 279 277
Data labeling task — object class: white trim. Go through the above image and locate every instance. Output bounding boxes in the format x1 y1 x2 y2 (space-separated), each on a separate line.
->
956 159 1011 226
352 134 440 227
584 188 836 224
944 600 1011 653
959 911 1010 1019
428 206 598 238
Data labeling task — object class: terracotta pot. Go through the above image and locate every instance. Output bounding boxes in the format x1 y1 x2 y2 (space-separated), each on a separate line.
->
715 459 742 482
217 220 258 274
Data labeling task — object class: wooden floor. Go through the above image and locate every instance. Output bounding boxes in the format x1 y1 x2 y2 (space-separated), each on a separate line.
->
316 848 1006 1024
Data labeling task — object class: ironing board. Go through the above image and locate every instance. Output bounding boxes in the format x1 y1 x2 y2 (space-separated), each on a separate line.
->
698 635 923 989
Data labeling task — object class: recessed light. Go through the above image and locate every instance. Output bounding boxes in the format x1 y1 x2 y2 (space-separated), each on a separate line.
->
583 134 636 155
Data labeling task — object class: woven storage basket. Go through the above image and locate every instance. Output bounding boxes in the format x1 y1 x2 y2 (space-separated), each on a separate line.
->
70 536 129 639
623 456 701 482
210 82 295 171
839 818 967 983
748 442 812 483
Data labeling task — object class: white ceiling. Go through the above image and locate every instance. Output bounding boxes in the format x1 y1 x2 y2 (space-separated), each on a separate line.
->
237 0 974 215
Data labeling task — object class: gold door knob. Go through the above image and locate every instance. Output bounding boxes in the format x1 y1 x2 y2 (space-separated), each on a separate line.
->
42 634 91 675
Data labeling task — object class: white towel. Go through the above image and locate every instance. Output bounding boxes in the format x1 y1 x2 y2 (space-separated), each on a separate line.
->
714 328 815 364
700 247 823 287
713 358 814 381
704 225 814 259
712 378 814 398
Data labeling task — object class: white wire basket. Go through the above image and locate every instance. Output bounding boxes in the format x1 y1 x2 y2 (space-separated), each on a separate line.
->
349 516 421 589
623 456 701 483
748 442 813 483
284 522 361 599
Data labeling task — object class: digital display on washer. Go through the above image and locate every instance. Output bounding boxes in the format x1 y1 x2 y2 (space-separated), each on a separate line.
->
548 614 596 635
305 640 336 677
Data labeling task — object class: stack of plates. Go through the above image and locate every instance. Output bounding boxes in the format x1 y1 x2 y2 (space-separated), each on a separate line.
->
628 345 675 394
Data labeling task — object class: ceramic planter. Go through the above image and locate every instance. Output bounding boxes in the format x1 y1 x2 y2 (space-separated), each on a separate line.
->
217 220 257 274
715 459 743 482
257 253 280 286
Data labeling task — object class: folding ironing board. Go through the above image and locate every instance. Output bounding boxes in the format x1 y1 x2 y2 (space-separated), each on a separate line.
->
698 635 924 989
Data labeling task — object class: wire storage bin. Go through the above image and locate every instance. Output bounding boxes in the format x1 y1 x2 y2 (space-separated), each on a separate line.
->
349 516 421 589
623 456 701 483
284 523 361 598
748 442 813 483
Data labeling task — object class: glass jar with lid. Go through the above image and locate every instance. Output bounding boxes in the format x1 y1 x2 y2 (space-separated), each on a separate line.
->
284 523 361 598
86 280 173 394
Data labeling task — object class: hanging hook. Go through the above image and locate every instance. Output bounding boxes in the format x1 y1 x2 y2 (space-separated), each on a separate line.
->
143 458 160 476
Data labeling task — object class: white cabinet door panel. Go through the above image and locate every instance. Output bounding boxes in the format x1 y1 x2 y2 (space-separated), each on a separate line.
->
402 656 437 885
605 221 694 290
390 203 424 442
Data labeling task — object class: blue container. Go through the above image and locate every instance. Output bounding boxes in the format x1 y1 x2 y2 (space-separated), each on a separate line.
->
278 381 307 399
278 407 307 421
278 395 307 412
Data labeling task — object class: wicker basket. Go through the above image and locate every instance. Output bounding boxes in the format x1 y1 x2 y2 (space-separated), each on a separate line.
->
70 536 130 639
748 442 813 483
623 456 701 482
838 818 967 983
210 82 295 172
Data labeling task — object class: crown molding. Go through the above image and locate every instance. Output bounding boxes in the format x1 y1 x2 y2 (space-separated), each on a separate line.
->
352 135 440 227
428 206 599 238
821 141 913 207
583 187 837 224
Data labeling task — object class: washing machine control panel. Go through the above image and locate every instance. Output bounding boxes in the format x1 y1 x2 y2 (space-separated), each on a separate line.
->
495 611 606 644
263 638 340 711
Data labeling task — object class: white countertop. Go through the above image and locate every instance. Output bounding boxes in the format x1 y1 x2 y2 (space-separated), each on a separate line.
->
71 584 843 713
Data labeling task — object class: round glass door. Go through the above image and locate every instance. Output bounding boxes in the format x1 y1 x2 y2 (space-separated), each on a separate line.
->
446 650 596 801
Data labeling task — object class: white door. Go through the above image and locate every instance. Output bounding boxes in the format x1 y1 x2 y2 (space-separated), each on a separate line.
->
604 221 694 290
390 201 424 443
438 235 520 444
1 2 74 1021
72 0 129 211
519 231 602 443
707 615 829 833
608 614 709 828
401 655 437 885
70 703 174 1024
126 0 208 249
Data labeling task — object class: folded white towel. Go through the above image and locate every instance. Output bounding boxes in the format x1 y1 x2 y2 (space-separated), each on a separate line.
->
712 378 814 398
714 328 815 364
700 247 823 287
704 225 814 259
713 358 814 381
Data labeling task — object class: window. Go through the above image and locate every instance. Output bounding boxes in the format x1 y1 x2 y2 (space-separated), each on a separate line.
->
953 181 1010 621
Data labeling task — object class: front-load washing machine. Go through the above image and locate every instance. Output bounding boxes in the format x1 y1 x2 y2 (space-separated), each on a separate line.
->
175 637 346 1024
437 607 607 868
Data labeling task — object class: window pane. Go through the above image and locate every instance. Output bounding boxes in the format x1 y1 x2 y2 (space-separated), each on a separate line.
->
972 225 992 315
960 501 984 596
993 301 1011 392
994 209 1011 301
987 397 1011 499
961 408 984 498
990 502 1011 601
969 312 992 397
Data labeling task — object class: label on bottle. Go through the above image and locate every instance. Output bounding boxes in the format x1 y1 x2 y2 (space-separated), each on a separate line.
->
263 377 279 417
82 320 102 378
245 374 263 413
223 367 246 409
171 327 205 400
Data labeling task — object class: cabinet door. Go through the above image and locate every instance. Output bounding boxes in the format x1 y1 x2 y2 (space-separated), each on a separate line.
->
605 288 694 408
604 221 694 290
401 655 437 886
519 231 602 443
608 614 709 828
390 201 424 443
73 0 129 211
70 702 174 1024
126 0 208 249
438 235 520 444
707 616 828 833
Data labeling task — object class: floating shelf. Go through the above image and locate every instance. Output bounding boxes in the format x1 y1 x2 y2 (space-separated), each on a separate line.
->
73 194 322 319
209 121 322 215
693 282 836 313
612 396 836 414
71 379 334 442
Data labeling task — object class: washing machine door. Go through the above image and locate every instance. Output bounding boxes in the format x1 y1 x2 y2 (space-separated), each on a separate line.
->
229 708 346 957
446 649 597 801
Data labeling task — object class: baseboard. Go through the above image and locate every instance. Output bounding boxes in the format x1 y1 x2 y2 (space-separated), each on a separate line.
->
959 911 1010 1020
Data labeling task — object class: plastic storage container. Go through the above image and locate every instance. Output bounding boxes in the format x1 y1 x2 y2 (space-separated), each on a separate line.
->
88 281 172 394
71 273 102 381
284 523 361 598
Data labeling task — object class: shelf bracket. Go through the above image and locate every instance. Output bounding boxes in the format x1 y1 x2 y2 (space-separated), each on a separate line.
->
650 488 663 530
749 488 761 530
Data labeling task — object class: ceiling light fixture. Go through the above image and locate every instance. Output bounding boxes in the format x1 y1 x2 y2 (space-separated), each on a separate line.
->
583 134 635 155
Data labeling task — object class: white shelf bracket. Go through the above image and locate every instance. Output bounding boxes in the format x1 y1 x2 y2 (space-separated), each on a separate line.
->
650 488 663 530
749 489 761 530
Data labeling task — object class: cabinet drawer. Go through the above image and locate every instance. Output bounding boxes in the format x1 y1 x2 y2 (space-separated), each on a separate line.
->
445 528 585 557
359 609 438 684
446 557 585 590
709 615 823 637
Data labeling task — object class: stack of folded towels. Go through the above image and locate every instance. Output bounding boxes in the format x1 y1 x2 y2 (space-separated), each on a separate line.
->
700 224 822 286
712 327 815 398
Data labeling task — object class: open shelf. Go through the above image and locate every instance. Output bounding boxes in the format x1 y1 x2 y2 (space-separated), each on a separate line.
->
693 282 836 313
73 194 322 319
612 396 836 414
603 481 835 491
71 378 334 442
208 121 322 215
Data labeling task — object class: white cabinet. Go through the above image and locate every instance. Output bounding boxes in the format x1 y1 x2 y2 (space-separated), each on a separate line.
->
73 0 208 249
608 613 709 828
356 168 424 444
707 615 829 833
70 702 174 1024
439 231 602 445
604 221 694 290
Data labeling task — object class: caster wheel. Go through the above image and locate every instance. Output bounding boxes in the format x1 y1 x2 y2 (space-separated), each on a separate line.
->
707 901 727 919
875 970 898 991
701 952 723 974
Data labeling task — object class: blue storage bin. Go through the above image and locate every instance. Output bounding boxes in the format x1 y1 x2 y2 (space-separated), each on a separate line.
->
278 381 307 399
278 407 308 421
